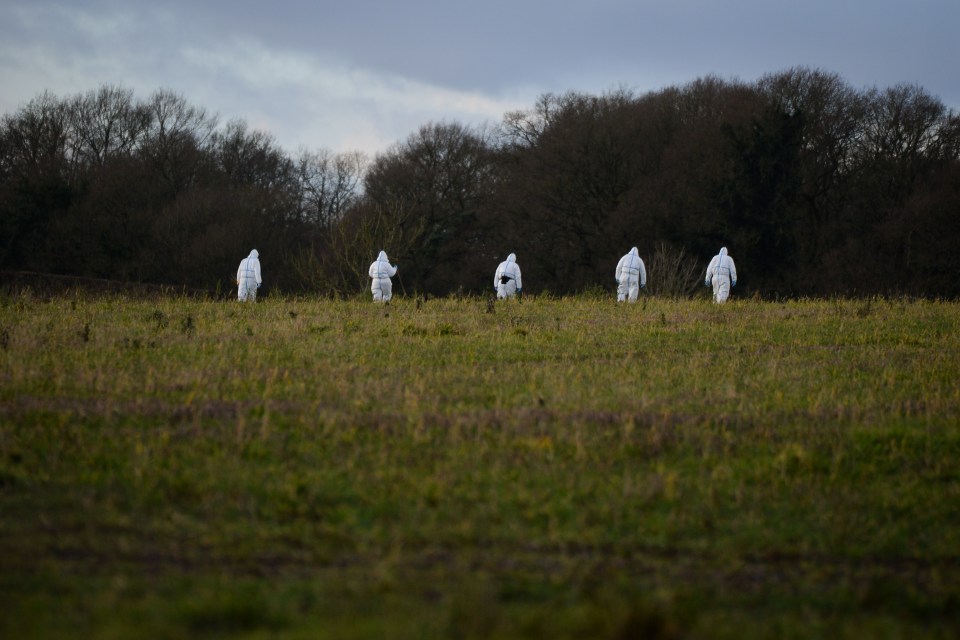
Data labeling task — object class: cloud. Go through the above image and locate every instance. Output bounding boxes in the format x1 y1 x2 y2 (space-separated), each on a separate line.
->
2 0 957 158
180 38 526 118
0 1 532 155
175 38 532 153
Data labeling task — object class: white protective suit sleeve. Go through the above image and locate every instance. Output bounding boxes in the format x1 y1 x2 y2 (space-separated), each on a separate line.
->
513 257 522 291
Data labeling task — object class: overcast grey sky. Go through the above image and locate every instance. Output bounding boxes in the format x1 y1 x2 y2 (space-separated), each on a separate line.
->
1 0 957 157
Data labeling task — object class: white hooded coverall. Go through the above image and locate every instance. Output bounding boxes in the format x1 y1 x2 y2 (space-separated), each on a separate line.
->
494 253 522 299
705 247 737 303
615 247 647 302
236 249 262 302
368 250 398 302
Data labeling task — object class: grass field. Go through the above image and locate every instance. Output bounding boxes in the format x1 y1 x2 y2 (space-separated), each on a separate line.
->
1 292 958 639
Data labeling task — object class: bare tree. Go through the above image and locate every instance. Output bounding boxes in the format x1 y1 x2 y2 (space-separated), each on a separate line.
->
295 148 367 229
0 91 71 180
68 85 151 169
858 84 953 197
498 93 560 149
0 92 74 268
140 89 218 193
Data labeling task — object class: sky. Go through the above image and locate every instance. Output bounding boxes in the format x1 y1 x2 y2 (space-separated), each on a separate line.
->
1 0 957 158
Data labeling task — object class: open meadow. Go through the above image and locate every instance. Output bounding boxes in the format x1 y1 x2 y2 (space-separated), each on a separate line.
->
1 292 959 639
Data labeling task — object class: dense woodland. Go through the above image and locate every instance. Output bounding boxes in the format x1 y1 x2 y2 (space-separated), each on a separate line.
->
2 67 958 298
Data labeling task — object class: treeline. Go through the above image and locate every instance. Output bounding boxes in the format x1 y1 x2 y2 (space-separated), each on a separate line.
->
2 68 958 298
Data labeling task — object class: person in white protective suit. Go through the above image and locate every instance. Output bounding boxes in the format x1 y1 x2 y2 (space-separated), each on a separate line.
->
615 247 647 302
368 250 398 302
705 247 738 303
494 253 523 299
236 249 262 302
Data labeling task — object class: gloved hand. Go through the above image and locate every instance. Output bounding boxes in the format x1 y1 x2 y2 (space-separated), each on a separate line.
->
732 280 737 287
640 283 645 289
257 283 261 288
705 280 710 287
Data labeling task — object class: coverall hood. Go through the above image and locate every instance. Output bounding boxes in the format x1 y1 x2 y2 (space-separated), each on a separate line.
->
719 247 727 257
506 253 516 263
249 249 259 258
377 250 389 262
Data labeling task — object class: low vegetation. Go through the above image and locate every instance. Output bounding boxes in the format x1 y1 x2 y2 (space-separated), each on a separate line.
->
1 292 958 639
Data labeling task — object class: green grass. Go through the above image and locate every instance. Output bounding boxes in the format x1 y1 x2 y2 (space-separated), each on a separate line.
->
1 292 959 639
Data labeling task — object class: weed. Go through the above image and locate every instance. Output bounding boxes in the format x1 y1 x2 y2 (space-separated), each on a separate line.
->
434 322 460 336
148 309 167 330
402 324 427 337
